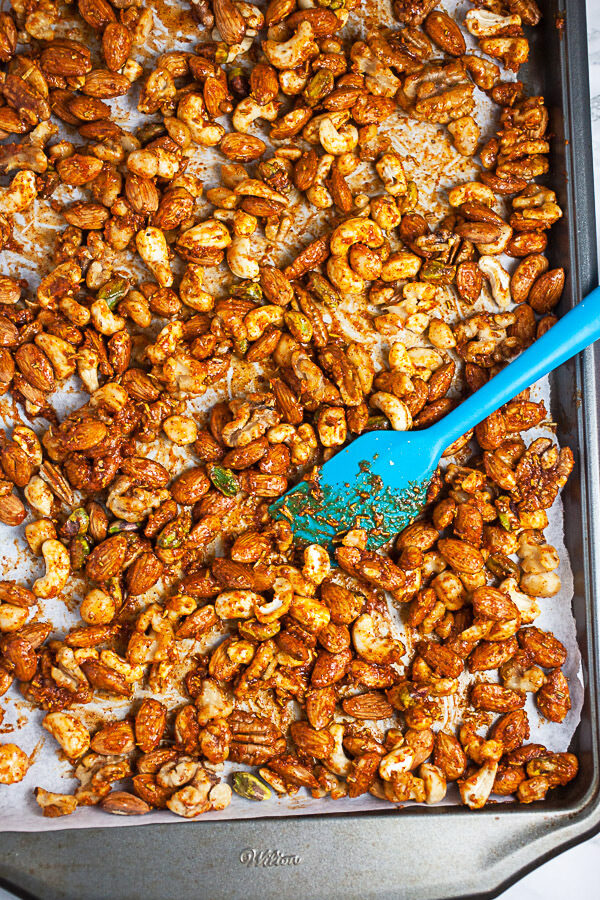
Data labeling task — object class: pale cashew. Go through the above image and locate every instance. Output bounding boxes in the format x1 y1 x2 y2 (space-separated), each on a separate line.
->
324 723 352 776
232 97 279 133
350 42 400 98
420 763 447 804
464 9 521 37
100 650 144 682
302 545 331 586
195 678 234 725
245 305 285 340
166 784 210 818
234 178 288 206
376 152 408 196
90 383 129 413
319 117 358 156
24 475 54 517
146 321 185 365
447 116 480 157
370 195 402 231
90 299 127 336
43 712 90 760
107 476 169 523
163 415 198 445
25 518 56 556
180 264 215 312
476 223 513 256
13 426 42 468
306 154 334 209
478 256 511 308
501 658 546 693
135 227 173 288
381 251 422 282
370 392 412 431
279 67 309 95
215 590 261 619
0 170 37 215
37 261 81 308
327 255 365 294
303 110 350 144
0 605 28 632
227 235 261 279
80 588 117 625
330 217 384 256
254 576 293 622
34 333 76 380
459 761 498 810
407 347 443 371
209 782 232 811
352 611 402 664
379 744 414 780
76 349 100 393
448 181 495 208
33 539 70 599
262 21 317 69
157 756 199 789
178 220 232 250
389 342 415 372
162 352 209 396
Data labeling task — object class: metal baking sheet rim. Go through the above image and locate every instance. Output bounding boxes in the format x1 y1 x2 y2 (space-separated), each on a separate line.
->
1 0 599 897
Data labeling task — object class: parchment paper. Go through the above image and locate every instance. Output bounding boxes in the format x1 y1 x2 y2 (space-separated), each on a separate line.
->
0 0 584 829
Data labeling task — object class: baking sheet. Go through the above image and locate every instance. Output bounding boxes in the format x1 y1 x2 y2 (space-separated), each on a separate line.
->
0 0 584 829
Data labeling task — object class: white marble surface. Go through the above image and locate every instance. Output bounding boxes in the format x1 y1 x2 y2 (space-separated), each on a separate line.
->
498 2 600 898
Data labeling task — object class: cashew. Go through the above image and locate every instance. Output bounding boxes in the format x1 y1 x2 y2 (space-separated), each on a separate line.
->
420 763 447 804
157 756 199 789
232 97 279 133
166 782 210 818
43 712 90 760
209 782 232 810
476 223 513 256
25 518 56 556
90 383 129 413
196 678 234 725
407 347 443 371
215 590 261 619
279 67 309 95
478 256 511 308
37 261 81 309
352 610 402 664
376 152 408 196
447 116 480 157
458 761 498 810
501 658 546 693
13 426 42 468
448 181 495 208
302 546 331 586
90 299 127 336
80 589 117 625
0 605 29 632
178 220 232 250
306 154 334 209
389 342 415 372
0 170 37 215
33 539 70 599
135 227 173 288
381 251 422 282
24 475 54 517
370 392 412 431
163 415 198 445
100 650 144 682
76 348 100 393
227 234 261 279
34 333 76 380
303 110 350 145
370 195 402 231
324 723 352 776
464 9 522 37
330 217 384 257
327 255 365 294
0 744 30 784
234 178 288 206
262 21 317 69
180 264 215 312
107 476 169 523
379 743 414 780
319 117 358 156
245 305 285 340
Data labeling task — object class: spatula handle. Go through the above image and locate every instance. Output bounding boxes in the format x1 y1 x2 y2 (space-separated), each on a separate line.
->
433 286 600 451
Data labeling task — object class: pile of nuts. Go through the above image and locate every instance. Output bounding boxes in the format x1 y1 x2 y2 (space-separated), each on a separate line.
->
0 0 579 819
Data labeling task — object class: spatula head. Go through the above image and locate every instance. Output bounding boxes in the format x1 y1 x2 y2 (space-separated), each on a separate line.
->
269 428 443 549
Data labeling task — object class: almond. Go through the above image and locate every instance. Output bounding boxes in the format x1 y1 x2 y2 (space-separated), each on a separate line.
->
15 344 55 393
85 534 127 582
91 720 136 755
120 457 170 489
305 686 336 730
126 551 164 596
56 154 104 186
0 494 25 526
341 691 393 720
424 10 466 56
78 0 116 30
82 69 130 99
102 23 132 73
40 42 92 77
213 0 246 44
122 369 161 401
80 659 131 697
101 791 151 815
290 721 334 759
135 699 167 752
437 538 485 574
63 201 110 229
170 468 211 504
68 95 110 122
220 133 266 162
1 442 34 487
528 268 565 313
470 683 526 713
125 174 160 215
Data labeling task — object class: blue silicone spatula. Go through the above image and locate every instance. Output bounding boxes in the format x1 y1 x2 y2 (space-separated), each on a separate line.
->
269 286 600 549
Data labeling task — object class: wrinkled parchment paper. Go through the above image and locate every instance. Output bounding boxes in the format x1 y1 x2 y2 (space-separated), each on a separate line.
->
0 0 584 829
